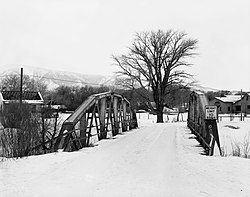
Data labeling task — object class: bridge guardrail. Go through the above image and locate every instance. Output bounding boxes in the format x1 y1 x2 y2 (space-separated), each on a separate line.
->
52 91 138 152
187 91 222 156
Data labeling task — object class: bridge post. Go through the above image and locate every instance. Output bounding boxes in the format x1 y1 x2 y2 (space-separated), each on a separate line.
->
130 109 138 129
80 114 87 147
205 119 222 156
54 123 74 151
113 97 119 136
99 98 107 139
117 100 123 131
122 100 127 132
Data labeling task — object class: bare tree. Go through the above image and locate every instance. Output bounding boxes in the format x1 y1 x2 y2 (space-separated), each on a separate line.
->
113 30 197 122
0 74 48 95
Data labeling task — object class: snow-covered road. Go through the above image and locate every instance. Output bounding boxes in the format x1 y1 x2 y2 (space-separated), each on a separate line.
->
1 122 250 197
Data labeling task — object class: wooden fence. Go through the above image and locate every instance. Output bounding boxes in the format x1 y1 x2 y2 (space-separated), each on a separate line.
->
217 114 250 122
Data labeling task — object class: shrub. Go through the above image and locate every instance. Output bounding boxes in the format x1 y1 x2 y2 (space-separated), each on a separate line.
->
231 141 241 157
229 133 250 159
0 104 42 158
242 132 250 158
220 142 228 157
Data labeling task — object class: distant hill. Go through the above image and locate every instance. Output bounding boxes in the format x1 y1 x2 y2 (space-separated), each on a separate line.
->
191 84 242 94
0 65 116 90
0 65 233 93
190 84 222 93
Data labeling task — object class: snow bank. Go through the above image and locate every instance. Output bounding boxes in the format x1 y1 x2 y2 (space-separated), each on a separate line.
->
177 125 250 196
218 121 250 156
1 114 250 197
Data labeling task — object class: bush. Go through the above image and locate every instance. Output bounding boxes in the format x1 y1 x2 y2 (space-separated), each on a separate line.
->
220 141 228 157
229 132 250 159
0 104 42 158
231 141 241 157
242 133 250 158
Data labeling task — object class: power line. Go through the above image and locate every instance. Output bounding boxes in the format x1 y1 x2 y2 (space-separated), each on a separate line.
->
31 75 111 87
0 74 112 87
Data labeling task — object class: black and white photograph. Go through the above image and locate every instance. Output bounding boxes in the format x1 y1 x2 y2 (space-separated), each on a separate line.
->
0 0 250 196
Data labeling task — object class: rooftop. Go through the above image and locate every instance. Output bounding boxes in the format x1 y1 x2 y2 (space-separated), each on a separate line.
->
215 95 242 103
0 91 43 101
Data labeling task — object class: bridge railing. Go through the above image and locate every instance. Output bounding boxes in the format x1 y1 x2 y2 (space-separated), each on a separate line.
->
187 91 222 156
51 92 138 152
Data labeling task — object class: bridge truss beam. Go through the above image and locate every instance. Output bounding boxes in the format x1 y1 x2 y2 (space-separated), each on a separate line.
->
53 92 138 152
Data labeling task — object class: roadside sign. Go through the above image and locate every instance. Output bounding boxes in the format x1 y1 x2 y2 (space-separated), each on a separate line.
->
205 105 217 120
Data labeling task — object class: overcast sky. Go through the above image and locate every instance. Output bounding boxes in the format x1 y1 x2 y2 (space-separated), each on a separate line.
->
0 0 249 91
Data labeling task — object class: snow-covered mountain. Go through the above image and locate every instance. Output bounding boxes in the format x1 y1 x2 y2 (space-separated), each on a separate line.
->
0 65 116 90
0 65 230 92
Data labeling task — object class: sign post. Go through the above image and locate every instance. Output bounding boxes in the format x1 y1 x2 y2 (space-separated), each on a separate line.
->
204 105 221 155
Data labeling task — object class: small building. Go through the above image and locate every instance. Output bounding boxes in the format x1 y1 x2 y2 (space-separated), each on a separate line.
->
209 93 250 114
0 91 44 112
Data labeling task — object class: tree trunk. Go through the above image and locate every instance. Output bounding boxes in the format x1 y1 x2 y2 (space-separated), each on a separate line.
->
156 110 164 123
156 102 164 123
153 90 164 123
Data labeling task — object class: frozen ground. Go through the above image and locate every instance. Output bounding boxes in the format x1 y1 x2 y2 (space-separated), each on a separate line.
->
1 113 250 197
218 119 250 157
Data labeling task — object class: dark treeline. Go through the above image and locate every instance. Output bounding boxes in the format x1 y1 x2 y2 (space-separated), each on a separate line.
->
45 85 192 112
117 86 191 111
46 85 142 111
0 74 192 112
46 85 110 111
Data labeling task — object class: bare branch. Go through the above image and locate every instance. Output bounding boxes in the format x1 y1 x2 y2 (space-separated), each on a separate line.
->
113 29 198 122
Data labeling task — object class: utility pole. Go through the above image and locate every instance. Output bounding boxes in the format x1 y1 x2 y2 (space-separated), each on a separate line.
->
20 67 23 107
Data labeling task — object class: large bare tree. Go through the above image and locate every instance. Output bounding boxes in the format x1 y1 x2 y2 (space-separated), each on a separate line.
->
113 30 197 122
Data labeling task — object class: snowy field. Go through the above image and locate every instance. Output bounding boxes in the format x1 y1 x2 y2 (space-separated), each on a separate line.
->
1 113 250 196
138 112 250 157
217 115 250 157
